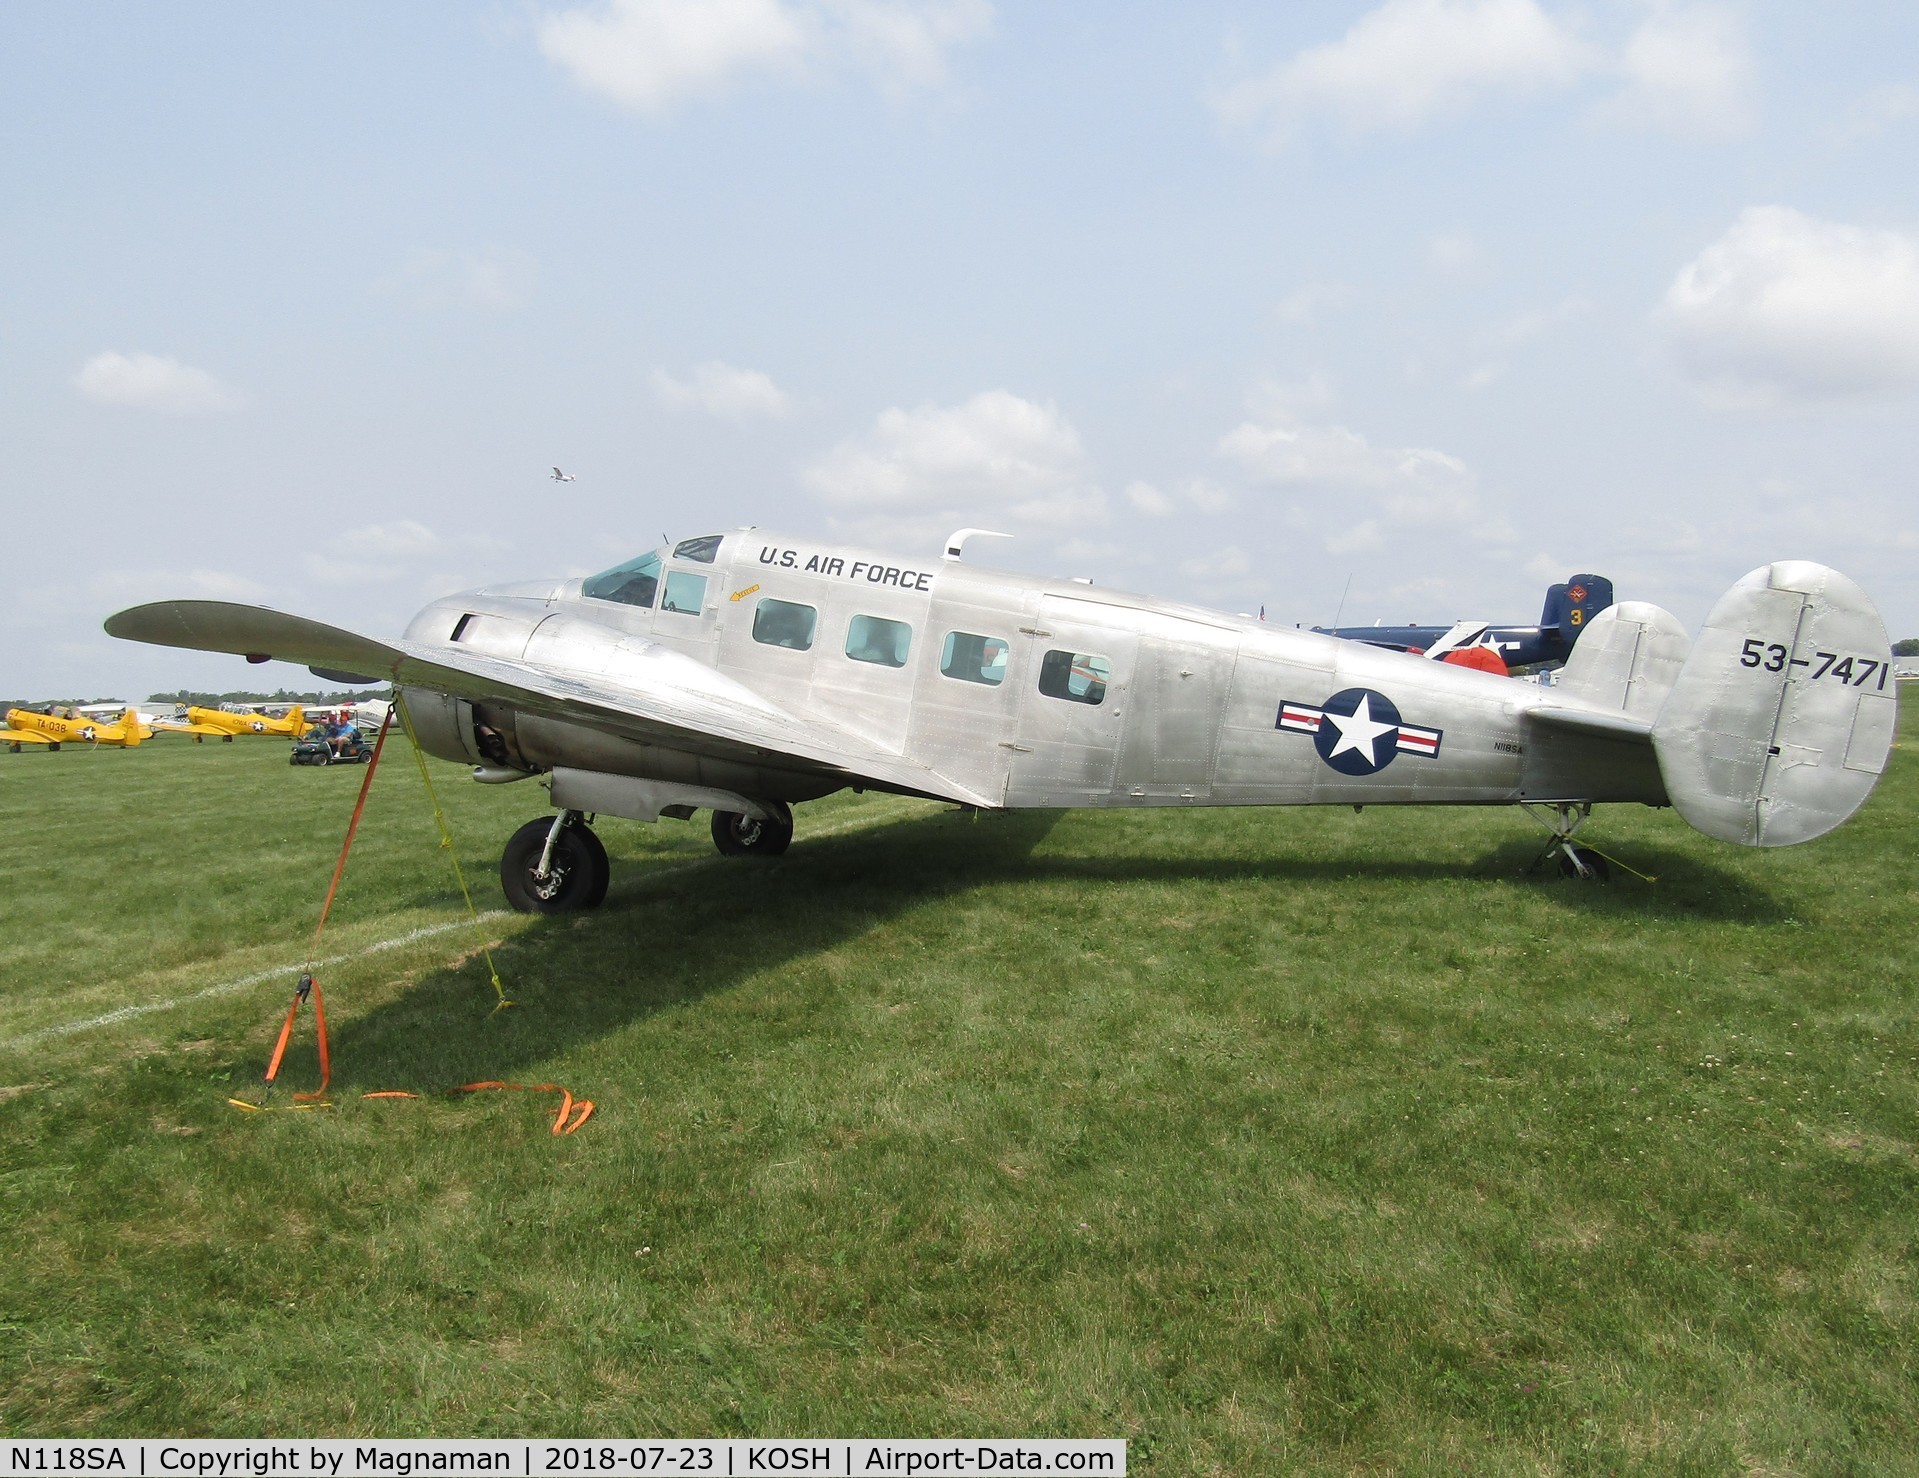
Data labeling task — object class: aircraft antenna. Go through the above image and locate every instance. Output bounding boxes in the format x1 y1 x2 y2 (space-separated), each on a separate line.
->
943 528 1012 562
1330 573 1353 630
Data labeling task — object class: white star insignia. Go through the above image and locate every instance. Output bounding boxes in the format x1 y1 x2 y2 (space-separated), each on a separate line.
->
1322 693 1396 766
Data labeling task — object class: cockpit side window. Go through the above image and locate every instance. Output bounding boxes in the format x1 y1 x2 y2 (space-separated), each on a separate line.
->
672 535 723 564
661 570 709 615
582 552 662 608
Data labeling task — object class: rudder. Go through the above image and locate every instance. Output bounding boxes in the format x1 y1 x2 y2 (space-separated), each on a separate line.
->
1651 562 1895 846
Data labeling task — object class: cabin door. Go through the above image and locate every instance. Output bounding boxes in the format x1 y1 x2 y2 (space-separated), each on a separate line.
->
1005 596 1140 807
1114 619 1242 800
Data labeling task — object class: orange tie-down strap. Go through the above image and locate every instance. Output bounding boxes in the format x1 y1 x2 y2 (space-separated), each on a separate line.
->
232 1080 594 1133
362 1081 595 1135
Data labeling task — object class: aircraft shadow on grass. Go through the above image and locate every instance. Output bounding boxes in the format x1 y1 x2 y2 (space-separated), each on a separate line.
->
327 807 1780 1089
1019 842 1779 922
327 807 1064 1089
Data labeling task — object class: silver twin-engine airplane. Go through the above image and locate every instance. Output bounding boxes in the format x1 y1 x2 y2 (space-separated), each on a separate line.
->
106 528 1898 911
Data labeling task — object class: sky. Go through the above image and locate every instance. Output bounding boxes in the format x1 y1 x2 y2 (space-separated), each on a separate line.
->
4 0 1917 702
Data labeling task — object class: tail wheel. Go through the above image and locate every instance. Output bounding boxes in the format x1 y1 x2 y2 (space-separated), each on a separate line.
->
500 815 610 913
1557 844 1611 882
711 801 793 857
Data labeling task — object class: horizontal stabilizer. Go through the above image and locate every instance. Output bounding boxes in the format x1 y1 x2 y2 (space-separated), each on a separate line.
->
1524 706 1654 741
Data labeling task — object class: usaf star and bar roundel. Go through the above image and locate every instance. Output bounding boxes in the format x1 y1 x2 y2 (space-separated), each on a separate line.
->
1277 688 1443 776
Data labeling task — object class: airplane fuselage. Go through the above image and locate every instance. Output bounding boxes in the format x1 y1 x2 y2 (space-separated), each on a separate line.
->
398 529 1665 814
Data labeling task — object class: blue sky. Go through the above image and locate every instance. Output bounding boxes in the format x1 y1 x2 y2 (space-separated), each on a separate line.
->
4 1 1916 700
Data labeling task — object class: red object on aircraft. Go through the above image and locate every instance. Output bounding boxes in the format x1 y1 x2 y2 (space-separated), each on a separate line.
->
1441 647 1510 677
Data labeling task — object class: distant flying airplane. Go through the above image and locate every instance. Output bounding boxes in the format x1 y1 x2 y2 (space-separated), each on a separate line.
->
108 530 1894 907
551 468 575 482
1316 575 1614 674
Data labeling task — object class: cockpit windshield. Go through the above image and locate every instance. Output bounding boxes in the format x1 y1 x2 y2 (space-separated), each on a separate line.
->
673 534 723 564
582 551 662 608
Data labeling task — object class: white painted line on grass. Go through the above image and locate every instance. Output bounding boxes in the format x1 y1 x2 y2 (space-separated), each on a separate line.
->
3 803 950 1050
0 913 512 1051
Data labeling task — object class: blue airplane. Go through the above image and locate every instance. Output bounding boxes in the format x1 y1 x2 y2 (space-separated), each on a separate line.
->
1314 575 1614 672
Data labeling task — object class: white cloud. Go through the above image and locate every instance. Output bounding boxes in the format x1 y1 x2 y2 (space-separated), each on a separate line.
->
1183 477 1237 514
650 361 793 419
1125 479 1176 516
1215 0 1592 144
1216 410 1511 551
540 0 809 114
538 0 990 115
303 520 476 585
379 248 537 310
73 352 238 414
1597 2 1754 138
803 390 1100 539
1219 419 1471 502
1658 206 1919 403
1121 477 1235 518
829 0 994 92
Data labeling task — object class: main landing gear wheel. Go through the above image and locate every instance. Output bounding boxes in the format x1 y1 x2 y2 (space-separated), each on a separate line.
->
711 800 793 857
500 812 610 913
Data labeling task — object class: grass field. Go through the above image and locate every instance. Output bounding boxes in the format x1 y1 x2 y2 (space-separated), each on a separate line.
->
1 706 1914 1472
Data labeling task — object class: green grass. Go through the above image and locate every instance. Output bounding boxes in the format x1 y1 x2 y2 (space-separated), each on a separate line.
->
1 706 1914 1473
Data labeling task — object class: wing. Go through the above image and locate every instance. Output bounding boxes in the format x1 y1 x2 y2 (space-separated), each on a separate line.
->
105 600 997 807
148 719 233 737
4 728 59 744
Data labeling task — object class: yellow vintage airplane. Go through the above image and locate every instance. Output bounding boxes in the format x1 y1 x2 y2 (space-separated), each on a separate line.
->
5 706 153 750
162 703 307 741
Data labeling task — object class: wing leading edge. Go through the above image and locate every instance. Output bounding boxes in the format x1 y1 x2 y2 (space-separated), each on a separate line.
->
104 600 996 807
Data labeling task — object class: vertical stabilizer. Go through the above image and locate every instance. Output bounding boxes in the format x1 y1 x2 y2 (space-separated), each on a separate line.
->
1651 562 1895 846
1551 601 1691 722
1540 575 1614 651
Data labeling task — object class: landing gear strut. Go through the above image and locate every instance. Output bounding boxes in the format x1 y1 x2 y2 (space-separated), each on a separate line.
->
500 810 610 912
1522 801 1610 882
711 800 793 857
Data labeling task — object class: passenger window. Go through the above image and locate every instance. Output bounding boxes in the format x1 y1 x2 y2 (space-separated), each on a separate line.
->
1038 649 1111 705
673 535 722 564
845 614 910 668
660 570 708 615
752 597 817 651
940 631 1009 686
581 552 661 608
